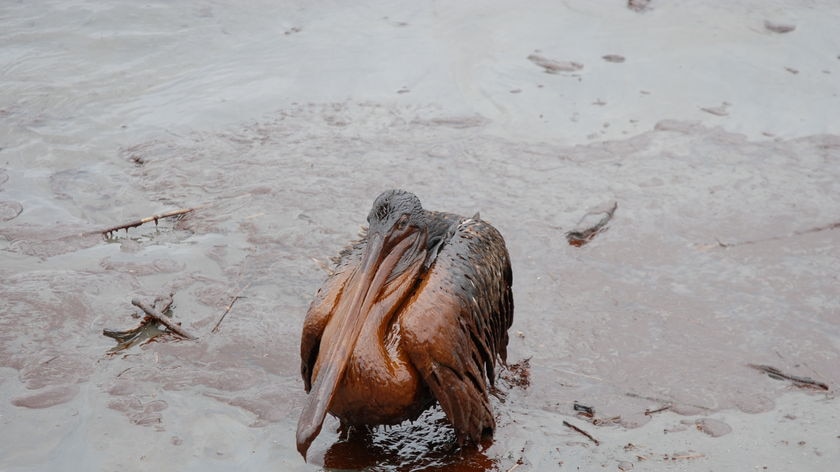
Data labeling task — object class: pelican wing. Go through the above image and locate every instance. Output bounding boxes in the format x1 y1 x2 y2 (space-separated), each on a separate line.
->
400 217 513 443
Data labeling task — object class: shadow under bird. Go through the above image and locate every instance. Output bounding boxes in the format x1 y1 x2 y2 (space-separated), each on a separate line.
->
297 189 514 459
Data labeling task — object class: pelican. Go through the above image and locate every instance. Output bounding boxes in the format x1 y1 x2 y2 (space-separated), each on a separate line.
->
297 189 514 459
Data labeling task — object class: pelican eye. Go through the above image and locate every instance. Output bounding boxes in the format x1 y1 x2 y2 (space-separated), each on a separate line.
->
395 214 409 230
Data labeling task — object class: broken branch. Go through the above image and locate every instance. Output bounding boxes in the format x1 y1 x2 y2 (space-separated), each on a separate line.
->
100 208 194 237
131 297 197 340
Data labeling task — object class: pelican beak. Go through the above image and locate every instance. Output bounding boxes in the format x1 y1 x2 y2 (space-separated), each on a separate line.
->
296 227 424 459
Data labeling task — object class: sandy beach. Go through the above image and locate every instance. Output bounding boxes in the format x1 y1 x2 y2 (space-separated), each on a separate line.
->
1 1 839 470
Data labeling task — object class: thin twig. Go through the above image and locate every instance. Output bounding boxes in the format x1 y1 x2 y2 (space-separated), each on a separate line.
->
563 420 600 446
212 295 244 333
748 364 829 390
41 355 60 365
131 298 197 340
211 281 251 334
644 405 671 416
100 208 194 237
710 220 840 250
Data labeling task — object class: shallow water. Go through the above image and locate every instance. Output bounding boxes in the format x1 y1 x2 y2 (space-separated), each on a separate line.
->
2 1 840 471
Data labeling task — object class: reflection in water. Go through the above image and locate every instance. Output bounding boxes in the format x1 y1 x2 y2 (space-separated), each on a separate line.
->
321 407 497 471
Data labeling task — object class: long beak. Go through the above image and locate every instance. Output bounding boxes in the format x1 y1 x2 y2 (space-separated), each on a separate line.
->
296 229 422 459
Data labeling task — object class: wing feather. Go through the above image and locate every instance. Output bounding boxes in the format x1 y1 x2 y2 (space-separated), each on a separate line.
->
400 217 513 443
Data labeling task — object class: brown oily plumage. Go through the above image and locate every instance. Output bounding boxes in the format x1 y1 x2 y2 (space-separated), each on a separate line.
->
297 190 513 459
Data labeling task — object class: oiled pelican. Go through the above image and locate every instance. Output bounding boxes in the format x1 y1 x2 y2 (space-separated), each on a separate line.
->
297 190 514 459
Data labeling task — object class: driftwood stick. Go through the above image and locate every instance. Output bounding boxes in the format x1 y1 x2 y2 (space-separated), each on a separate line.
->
748 364 829 390
563 420 600 446
131 298 197 340
100 208 194 237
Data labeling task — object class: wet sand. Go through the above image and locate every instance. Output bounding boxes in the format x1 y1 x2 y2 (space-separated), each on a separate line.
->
2 1 839 471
